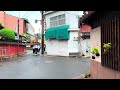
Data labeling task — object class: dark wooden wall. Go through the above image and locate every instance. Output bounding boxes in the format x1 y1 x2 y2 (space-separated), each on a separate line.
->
83 11 120 71
101 16 120 71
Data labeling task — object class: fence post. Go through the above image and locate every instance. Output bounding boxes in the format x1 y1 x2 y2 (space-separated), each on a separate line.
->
8 45 11 58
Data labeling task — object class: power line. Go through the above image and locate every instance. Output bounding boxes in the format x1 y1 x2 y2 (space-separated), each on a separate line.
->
21 11 31 18
24 12 33 18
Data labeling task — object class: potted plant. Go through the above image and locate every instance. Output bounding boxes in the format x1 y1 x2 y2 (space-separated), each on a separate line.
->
91 46 100 59
103 43 111 54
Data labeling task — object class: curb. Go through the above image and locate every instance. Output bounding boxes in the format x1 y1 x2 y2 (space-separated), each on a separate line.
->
72 74 85 79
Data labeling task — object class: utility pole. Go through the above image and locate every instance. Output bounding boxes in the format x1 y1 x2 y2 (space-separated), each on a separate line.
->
41 11 44 54
17 11 20 56
17 19 19 56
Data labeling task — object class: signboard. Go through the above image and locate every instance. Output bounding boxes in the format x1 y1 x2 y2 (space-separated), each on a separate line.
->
44 22 46 30
15 36 19 40
14 23 18 33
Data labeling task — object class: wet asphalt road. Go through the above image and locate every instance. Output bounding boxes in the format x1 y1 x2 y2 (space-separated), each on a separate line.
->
0 51 90 79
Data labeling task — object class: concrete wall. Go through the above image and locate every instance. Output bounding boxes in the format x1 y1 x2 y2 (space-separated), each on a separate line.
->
66 11 80 29
90 26 120 79
46 31 79 56
45 11 81 56
80 38 90 57
46 39 69 56
90 26 101 62
45 11 81 29
68 31 79 53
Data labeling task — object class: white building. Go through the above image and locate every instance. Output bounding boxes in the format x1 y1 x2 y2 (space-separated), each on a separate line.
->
44 11 83 56
27 23 35 36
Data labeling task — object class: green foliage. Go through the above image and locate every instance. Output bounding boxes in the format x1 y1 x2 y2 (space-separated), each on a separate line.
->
103 43 111 49
22 33 29 38
103 43 111 54
84 70 91 78
0 22 3 25
0 28 15 40
91 46 99 54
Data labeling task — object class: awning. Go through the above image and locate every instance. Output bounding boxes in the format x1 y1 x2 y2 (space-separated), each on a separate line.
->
45 25 70 40
79 25 92 32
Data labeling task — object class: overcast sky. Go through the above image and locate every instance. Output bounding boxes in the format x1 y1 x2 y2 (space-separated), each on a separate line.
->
5 11 83 34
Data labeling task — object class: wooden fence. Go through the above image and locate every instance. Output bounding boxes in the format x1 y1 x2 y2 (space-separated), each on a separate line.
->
101 17 120 71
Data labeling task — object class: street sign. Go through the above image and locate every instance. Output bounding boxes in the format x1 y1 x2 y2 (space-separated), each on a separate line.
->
14 23 18 33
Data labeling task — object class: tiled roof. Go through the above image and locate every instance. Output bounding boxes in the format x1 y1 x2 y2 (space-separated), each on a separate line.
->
79 11 95 23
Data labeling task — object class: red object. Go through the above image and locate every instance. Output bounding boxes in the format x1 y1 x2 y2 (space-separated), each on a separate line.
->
79 24 92 32
0 11 25 34
0 44 25 58
91 60 120 79
44 22 46 30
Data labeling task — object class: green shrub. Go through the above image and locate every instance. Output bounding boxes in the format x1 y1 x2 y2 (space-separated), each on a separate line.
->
103 43 111 50
0 22 3 25
0 28 15 40
103 43 111 54
91 46 99 54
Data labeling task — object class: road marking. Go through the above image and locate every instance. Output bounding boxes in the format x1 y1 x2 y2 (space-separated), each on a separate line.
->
45 61 53 63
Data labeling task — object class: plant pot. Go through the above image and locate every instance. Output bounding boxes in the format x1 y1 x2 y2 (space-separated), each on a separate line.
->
82 54 85 57
92 56 95 59
95 53 100 56
104 49 109 54
0 36 2 39
86 50 88 52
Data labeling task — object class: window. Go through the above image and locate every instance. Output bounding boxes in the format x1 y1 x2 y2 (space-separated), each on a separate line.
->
62 14 65 18
50 14 66 27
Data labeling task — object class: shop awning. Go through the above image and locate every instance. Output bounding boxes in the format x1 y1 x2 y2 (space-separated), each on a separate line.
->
45 25 70 40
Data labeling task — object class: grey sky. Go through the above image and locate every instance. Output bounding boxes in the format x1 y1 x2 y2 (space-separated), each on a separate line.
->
5 11 42 34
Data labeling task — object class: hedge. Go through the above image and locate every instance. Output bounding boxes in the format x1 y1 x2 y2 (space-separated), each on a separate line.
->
0 28 15 40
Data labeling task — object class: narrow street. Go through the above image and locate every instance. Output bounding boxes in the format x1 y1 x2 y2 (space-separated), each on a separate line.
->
0 50 90 79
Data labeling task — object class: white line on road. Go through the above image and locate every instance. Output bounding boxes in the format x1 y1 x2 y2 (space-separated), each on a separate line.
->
45 61 54 63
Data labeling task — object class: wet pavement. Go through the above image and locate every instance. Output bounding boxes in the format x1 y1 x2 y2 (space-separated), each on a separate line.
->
0 50 90 79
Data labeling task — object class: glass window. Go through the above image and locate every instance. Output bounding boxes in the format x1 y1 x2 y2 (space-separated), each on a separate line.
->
54 16 57 21
62 14 65 18
58 15 62 19
50 17 54 21
50 14 66 27
50 22 53 27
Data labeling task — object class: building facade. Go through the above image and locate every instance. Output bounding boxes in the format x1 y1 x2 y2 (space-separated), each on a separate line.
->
0 11 36 48
80 11 120 79
78 23 92 57
0 11 24 34
44 11 81 56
